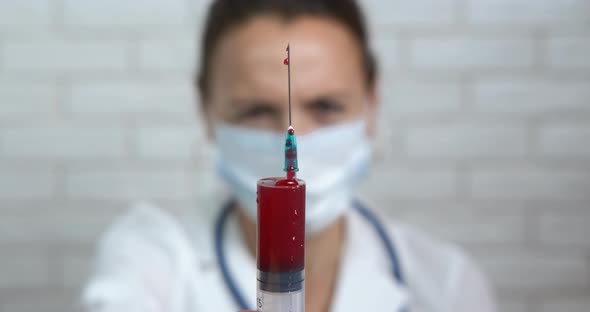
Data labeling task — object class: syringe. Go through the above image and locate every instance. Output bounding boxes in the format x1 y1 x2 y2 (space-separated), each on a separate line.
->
255 45 306 312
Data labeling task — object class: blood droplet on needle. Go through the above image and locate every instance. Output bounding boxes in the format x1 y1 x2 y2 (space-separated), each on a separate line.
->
284 57 289 65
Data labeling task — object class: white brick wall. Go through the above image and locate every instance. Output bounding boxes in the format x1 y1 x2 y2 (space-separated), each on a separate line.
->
63 0 188 27
364 0 456 27
0 169 54 200
406 124 528 158
468 0 590 27
538 298 590 312
137 126 205 158
381 81 462 113
537 212 590 247
548 36 590 69
0 83 58 116
2 39 130 73
0 212 115 244
365 166 458 199
470 169 590 200
475 79 590 113
477 249 589 290
0 0 52 29
67 80 194 114
0 127 127 158
0 249 51 289
410 36 534 70
138 37 197 73
538 125 590 157
65 170 192 200
398 208 528 245
0 1 589 312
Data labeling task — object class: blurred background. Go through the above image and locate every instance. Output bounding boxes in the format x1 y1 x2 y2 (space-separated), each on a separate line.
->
0 0 589 311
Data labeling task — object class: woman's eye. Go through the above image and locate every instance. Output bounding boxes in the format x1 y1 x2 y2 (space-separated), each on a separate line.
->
312 99 343 111
307 98 346 122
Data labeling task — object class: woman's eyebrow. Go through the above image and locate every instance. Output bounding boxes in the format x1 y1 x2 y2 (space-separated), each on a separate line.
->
305 90 355 101
228 100 282 121
303 93 351 105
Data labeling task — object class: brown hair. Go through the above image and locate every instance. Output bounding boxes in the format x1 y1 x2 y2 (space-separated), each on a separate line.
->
196 0 376 101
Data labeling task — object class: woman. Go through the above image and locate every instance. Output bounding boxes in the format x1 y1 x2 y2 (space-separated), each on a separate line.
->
83 0 497 311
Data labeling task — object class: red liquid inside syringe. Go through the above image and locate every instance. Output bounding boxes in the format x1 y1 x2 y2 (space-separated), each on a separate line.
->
257 177 305 273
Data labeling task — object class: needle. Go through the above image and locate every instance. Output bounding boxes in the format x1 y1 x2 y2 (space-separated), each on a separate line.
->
283 44 298 178
285 44 291 126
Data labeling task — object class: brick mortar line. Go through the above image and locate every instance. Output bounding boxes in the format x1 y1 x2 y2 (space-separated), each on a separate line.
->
526 287 590 307
371 24 578 36
51 0 65 33
459 72 474 111
380 113 590 125
54 76 68 121
532 28 549 71
522 205 540 246
3 68 588 82
52 161 67 202
386 28 538 38
0 39 4 74
524 293 534 312
455 163 470 202
47 243 66 291
43 25 195 40
466 241 590 255
395 31 412 71
384 69 590 80
453 0 469 27
127 37 141 75
125 123 140 160
526 118 541 159
393 119 409 159
0 110 3 156
183 0 197 26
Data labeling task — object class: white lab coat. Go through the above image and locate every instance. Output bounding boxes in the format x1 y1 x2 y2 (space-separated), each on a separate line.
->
82 201 497 312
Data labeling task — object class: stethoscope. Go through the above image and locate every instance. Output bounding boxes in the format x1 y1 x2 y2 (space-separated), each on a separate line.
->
214 199 409 311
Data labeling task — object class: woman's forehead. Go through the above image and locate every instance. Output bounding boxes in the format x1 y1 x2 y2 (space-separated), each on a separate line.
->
210 16 366 97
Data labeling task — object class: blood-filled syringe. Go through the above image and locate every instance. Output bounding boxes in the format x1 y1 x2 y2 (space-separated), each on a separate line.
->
256 45 305 312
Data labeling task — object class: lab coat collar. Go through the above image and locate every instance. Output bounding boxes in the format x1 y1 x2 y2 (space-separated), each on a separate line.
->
331 208 410 312
225 212 258 309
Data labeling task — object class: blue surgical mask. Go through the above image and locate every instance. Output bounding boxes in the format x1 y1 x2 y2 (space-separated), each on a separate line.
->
214 119 372 234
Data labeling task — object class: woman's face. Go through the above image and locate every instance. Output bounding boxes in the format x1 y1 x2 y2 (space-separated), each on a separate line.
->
203 15 378 135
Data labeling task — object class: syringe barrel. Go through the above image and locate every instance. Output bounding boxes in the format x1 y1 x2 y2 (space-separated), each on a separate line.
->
256 177 305 272
256 177 306 312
